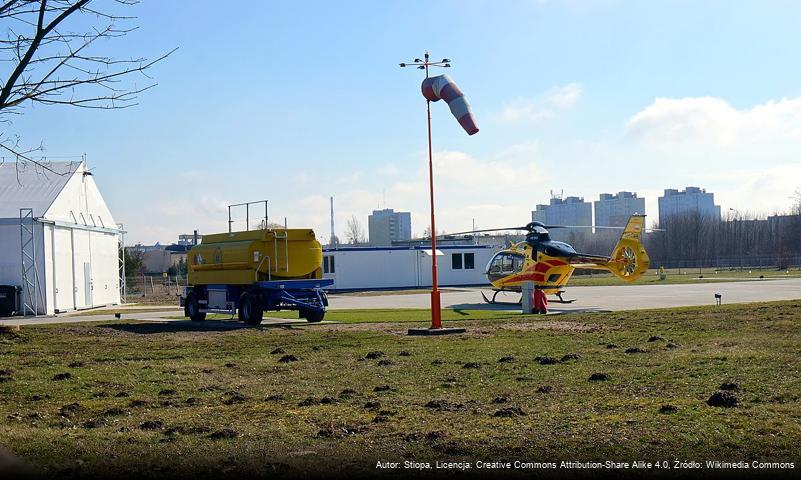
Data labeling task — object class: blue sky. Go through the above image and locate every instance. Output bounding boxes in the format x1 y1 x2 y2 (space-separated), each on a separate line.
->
8 0 801 244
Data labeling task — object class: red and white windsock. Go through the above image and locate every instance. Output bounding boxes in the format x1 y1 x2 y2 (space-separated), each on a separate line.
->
421 74 479 135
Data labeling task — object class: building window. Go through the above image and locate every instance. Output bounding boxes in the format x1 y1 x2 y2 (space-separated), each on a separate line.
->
451 253 476 270
323 255 335 274
452 253 463 270
464 253 475 270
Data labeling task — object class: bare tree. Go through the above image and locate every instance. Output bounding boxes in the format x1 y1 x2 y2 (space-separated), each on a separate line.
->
0 0 174 171
345 215 366 245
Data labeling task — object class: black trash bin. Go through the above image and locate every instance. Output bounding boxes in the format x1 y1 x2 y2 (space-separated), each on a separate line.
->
0 285 19 317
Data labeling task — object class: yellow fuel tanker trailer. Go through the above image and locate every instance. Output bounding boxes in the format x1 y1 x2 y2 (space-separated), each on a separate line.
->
181 225 332 324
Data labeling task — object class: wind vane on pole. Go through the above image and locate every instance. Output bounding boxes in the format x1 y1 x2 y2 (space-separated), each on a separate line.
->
400 51 478 336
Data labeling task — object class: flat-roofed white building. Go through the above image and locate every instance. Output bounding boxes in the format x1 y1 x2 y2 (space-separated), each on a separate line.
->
321 245 497 291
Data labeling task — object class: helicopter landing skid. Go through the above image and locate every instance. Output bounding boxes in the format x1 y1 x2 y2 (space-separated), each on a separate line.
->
481 290 522 305
552 291 576 304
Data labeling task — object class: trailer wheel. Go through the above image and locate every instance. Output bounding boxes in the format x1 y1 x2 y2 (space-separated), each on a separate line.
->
185 291 206 322
239 293 263 325
303 309 325 323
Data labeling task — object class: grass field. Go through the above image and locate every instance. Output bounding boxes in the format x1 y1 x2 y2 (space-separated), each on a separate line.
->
1 301 800 478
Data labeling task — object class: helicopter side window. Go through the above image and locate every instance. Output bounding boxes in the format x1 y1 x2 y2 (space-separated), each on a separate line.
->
488 252 525 275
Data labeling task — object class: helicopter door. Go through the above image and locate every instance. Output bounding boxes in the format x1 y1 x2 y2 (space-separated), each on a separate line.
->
486 252 525 278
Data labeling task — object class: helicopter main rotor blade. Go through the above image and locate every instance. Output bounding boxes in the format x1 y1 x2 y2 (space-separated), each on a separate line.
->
436 227 529 237
545 225 665 232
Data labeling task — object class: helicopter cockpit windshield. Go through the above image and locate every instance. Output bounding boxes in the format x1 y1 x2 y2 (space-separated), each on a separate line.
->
486 251 526 277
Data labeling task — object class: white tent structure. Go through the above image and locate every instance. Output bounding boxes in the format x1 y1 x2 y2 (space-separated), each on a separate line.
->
0 161 122 316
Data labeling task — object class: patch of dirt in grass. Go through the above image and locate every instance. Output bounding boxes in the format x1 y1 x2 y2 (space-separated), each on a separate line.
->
493 406 525 417
265 394 284 402
373 385 393 393
377 359 393 366
536 356 559 365
398 351 411 357
462 362 481 369
68 361 85 368
719 381 741 391
666 342 681 349
158 388 177 396
625 347 647 354
498 355 515 363
560 353 581 362
51 372 72 381
114 391 130 398
270 347 285 355
659 404 678 414
339 389 357 399
139 420 164 430
365 351 385 359
58 403 83 417
648 336 665 342
606 343 619 349
707 391 739 408
589 373 610 382
103 407 129 417
363 401 381 410
209 428 239 440
221 391 248 405
82 419 107 429
537 386 553 394
129 400 149 408
278 355 298 363
492 396 510 404
424 399 464 412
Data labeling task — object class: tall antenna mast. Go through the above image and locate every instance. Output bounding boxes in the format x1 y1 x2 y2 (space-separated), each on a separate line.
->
329 196 336 246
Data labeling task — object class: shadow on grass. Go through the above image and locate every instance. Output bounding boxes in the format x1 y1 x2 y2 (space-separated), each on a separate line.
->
98 318 323 334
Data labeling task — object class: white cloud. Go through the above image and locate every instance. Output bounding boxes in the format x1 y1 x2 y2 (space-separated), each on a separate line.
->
497 83 582 123
627 96 801 147
545 83 582 109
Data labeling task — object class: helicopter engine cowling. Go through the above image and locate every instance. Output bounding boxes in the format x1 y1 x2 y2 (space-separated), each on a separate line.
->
421 74 479 135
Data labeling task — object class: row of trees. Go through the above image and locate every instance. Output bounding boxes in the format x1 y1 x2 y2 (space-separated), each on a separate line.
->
552 191 801 269
645 212 801 269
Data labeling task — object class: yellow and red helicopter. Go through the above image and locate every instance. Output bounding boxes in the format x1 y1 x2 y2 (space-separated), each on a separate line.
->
447 215 651 313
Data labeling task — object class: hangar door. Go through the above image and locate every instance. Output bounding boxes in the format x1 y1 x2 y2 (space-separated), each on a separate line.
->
52 226 75 312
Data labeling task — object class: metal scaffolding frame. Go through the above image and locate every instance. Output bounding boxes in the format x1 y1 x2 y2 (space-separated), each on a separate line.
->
118 223 126 303
19 208 42 316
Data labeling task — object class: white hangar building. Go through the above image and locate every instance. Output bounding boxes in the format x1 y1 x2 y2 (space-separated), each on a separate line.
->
320 245 498 291
0 161 121 316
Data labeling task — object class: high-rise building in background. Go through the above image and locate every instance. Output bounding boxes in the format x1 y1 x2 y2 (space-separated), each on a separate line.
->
594 192 646 227
368 208 412 246
531 196 592 241
658 187 721 224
